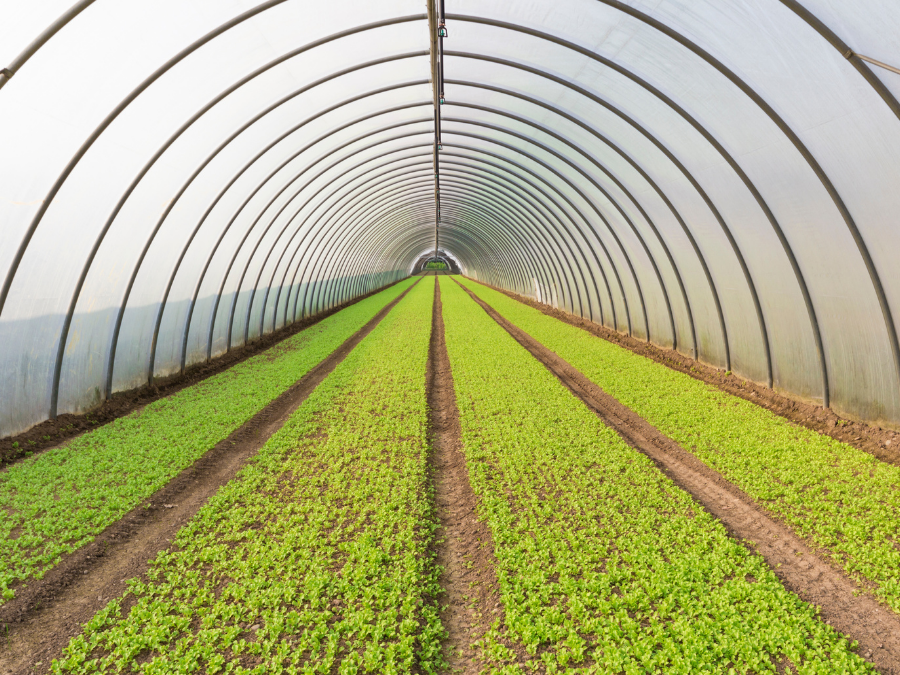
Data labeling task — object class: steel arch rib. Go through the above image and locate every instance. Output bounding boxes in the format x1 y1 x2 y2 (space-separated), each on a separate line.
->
448 12 893 404
335 200 542 308
193 97 646 370
217 143 435 349
324 210 505 306
235 156 436 347
447 79 701 356
447 51 745 378
179 137 431 370
267 154 566 330
441 144 620 328
68 58 430 400
59 63 429 407
448 95 683 350
448 54 742 375
445 116 655 344
287 191 541 320
14 2 900 413
439 157 606 323
214 132 429 356
324 175 546 309
291 168 563 326
298 164 568 322
373 219 511 289
221 140 592 354
141 122 430 382
297 175 535 316
258 142 604 343
195 141 433 366
292 182 552 325
0 2 421 321
263 166 442 335
142 117 433 382
88 78 620 396
357 210 519 298
256 170 439 337
0 0 98 91
314 182 547 313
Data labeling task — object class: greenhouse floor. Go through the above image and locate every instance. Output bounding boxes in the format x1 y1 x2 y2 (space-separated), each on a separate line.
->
2 276 900 674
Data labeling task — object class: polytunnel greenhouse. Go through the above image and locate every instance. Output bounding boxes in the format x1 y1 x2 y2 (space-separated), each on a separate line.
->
3 0 900 672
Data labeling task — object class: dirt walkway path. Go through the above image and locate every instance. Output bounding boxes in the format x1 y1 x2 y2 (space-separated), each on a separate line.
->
427 277 504 674
0 279 419 675
457 278 900 675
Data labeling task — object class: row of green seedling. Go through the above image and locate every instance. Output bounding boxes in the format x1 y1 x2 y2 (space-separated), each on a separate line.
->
53 277 445 675
442 278 870 674
0 279 416 604
459 278 900 615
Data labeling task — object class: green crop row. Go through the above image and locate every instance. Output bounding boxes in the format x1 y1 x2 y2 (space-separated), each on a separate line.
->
0 278 416 604
458 278 900 614
441 278 870 674
53 276 444 675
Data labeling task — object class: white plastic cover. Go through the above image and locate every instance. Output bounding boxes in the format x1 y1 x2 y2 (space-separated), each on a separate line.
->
3 0 900 435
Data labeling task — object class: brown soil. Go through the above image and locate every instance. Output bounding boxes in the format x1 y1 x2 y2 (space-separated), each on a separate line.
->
458 279 900 675
426 277 504 674
472 279 900 466
0 280 418 675
0 279 406 467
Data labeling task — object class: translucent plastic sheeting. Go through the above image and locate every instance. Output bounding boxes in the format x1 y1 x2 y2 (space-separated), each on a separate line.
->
4 0 900 436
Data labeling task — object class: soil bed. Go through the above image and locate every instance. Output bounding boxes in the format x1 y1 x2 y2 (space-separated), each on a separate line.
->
0 279 405 468
426 276 504 674
472 280 900 466
457 278 900 675
0 280 418 675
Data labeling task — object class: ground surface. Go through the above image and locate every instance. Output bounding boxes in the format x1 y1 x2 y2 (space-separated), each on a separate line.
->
427 280 503 674
0 283 418 675
0 274 898 674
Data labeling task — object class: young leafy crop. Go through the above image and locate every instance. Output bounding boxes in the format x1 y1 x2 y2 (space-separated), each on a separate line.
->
441 279 871 674
53 277 444 675
458 278 900 614
0 279 416 605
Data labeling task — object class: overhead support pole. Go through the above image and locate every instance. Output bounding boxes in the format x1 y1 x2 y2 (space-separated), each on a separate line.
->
429 0 447 261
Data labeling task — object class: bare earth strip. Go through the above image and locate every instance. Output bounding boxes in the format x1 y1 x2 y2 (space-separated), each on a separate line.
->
0 279 420 675
471 279 900 464
427 277 504 675
456 278 900 675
